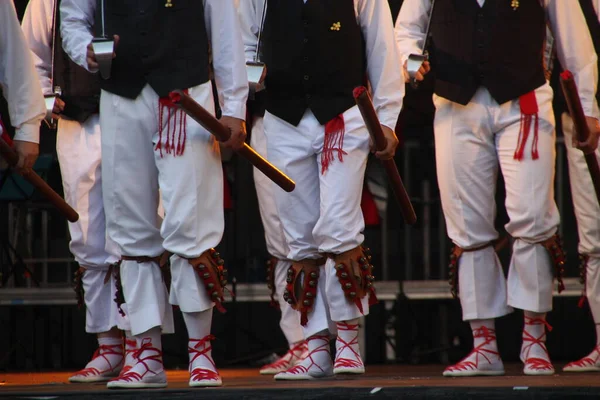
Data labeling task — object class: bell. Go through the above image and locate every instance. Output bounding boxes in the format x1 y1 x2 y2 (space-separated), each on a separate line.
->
306 292 313 298
221 280 228 286
345 283 352 289
208 283 215 289
286 276 293 283
310 272 318 279
349 291 356 297
303 299 312 306
287 268 294 275
213 251 221 259
368 275 375 281
366 283 372 289
198 264 206 270
222 269 228 278
309 280 316 287
359 257 366 264
450 254 456 260
287 298 294 304
341 272 348 279
212 292 219 299
336 264 344 270
361 264 368 271
203 272 210 279
448 278 454 285
218 259 225 266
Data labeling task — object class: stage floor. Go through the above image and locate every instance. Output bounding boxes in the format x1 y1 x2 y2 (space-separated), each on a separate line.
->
2 365 600 399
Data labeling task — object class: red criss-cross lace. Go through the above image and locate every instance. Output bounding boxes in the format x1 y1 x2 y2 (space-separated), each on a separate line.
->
188 335 220 382
334 322 363 369
284 335 330 375
117 339 138 377
110 338 162 383
522 317 553 371
566 345 600 369
446 327 499 372
73 344 123 377
266 342 307 370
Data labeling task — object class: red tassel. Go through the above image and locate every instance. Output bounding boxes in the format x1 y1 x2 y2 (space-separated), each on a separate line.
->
321 114 347 174
514 91 539 161
156 89 188 158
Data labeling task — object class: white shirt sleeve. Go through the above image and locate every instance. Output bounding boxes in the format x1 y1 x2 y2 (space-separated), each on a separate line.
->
394 0 431 67
547 0 599 118
59 0 96 72
237 0 265 63
22 0 55 96
0 1 46 143
357 0 404 130
204 0 249 119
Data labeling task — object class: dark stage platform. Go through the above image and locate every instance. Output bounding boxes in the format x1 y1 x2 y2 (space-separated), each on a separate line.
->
2 365 599 399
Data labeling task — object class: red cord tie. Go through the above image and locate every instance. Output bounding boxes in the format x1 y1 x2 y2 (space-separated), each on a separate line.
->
447 327 499 372
514 91 540 161
156 89 188 157
522 317 553 371
74 343 123 377
321 114 347 174
188 335 220 382
334 322 363 369
284 335 330 375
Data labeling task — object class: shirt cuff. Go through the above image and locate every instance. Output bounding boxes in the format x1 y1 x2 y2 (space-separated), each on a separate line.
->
377 109 401 132
14 122 41 144
221 100 247 121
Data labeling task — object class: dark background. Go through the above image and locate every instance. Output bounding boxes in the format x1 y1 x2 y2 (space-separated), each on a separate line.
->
0 0 591 372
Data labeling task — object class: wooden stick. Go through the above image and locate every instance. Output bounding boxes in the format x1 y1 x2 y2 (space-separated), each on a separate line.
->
168 90 295 193
0 138 79 222
560 70 600 206
353 87 417 225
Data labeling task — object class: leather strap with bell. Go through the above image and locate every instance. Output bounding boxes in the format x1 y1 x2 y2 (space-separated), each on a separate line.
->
330 246 377 314
284 258 326 326
266 257 279 309
188 249 229 313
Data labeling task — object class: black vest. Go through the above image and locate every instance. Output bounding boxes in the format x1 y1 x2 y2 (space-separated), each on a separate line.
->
101 0 210 99
52 0 101 123
261 0 366 126
429 0 547 105
552 0 600 115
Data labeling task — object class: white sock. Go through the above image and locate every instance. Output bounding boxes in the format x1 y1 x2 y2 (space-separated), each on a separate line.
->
124 330 137 369
335 319 363 367
522 311 551 362
470 319 498 352
292 330 332 373
183 309 217 373
126 327 164 377
79 336 123 374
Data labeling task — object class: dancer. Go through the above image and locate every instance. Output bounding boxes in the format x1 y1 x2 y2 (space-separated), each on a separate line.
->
60 0 248 388
239 0 404 380
396 0 600 376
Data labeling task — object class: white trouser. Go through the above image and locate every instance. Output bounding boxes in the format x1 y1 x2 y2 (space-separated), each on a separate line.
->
100 83 224 335
562 113 600 321
82 268 125 333
56 116 120 269
434 84 560 321
251 116 304 344
264 106 369 338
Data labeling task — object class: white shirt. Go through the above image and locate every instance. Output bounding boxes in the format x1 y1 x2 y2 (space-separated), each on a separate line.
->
396 0 600 118
59 0 248 120
21 0 55 96
0 1 46 143
237 0 405 130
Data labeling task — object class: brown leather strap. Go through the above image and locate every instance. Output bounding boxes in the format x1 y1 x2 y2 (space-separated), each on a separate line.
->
539 234 566 294
266 257 279 309
448 241 495 299
187 249 229 313
73 267 86 310
329 246 377 314
283 257 326 326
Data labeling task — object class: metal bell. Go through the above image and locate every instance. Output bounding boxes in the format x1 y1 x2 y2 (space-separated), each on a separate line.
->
345 283 352 289
336 264 344 270
306 292 313 298
309 280 316 287
208 283 215 289
198 264 206 270
359 257 366 264
303 299 311 306
286 277 293 283
341 272 348 279
203 272 210 279
211 291 219 299
221 280 228 286
310 272 318 279
349 291 356 297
